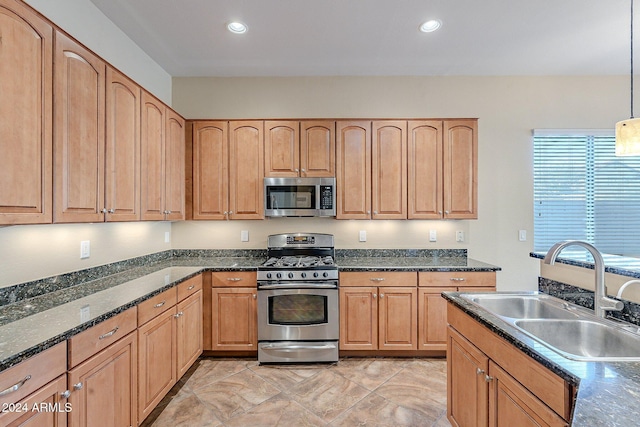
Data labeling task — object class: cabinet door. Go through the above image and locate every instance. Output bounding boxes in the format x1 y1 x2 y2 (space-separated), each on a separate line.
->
489 361 567 427
211 287 257 350
339 287 378 350
192 121 228 219
137 309 176 422
264 120 299 177
372 121 407 219
229 121 264 219
378 286 416 350
105 67 140 222
53 31 105 223
140 91 165 221
408 120 443 219
301 121 335 177
447 326 489 427
336 121 371 219
418 287 455 350
0 375 68 427
0 0 53 225
176 290 203 378
444 119 477 219
68 332 137 427
165 109 185 220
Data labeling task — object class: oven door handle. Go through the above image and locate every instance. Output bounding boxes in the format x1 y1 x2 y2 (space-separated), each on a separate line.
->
260 344 337 351
258 283 337 290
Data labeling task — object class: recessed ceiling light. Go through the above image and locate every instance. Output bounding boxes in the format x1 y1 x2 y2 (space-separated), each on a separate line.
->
227 21 248 34
419 19 442 33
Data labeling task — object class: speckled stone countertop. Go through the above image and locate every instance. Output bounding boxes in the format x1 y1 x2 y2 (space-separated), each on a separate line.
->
444 291 640 427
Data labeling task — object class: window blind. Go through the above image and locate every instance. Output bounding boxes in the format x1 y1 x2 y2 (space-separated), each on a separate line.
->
533 130 640 257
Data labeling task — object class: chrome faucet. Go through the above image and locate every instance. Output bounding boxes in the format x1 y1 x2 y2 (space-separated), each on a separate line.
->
616 279 640 299
543 240 623 318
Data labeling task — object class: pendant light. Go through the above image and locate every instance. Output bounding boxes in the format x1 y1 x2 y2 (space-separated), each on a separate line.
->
616 0 640 156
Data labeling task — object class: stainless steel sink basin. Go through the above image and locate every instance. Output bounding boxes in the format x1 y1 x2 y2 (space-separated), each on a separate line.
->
462 294 580 320
514 319 640 362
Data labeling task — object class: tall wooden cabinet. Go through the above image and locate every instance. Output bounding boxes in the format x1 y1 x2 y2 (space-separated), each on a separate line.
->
444 120 478 219
336 121 371 219
53 31 106 223
0 0 53 225
229 121 264 219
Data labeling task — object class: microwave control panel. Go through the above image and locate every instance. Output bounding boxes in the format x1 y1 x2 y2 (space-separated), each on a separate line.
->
320 186 334 210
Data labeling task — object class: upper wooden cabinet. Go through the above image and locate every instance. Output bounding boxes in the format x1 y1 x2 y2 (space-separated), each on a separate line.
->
141 91 185 221
229 121 264 219
336 121 371 219
0 0 53 225
192 121 229 220
409 119 478 219
264 120 335 177
53 31 106 223
372 121 407 219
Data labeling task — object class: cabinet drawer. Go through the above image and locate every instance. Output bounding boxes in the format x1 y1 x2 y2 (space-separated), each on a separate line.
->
0 342 66 406
68 307 137 368
340 272 417 287
211 271 257 287
137 287 177 326
177 274 203 302
419 271 496 288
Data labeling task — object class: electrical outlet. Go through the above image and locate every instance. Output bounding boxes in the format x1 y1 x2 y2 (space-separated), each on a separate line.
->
519 230 527 241
80 305 91 322
456 230 465 242
241 230 249 242
429 230 437 242
164 231 171 243
80 240 90 259
359 230 367 242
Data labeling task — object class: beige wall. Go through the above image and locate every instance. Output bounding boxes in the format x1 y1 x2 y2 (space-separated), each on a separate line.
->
172 75 630 292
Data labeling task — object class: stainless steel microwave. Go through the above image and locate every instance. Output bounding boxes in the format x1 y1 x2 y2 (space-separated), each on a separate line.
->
264 177 336 217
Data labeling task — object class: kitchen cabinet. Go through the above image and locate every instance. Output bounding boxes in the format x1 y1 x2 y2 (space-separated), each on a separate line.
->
418 272 495 350
140 91 185 221
53 30 106 223
0 375 68 427
209 272 258 351
67 308 138 427
336 120 407 219
409 119 478 219
339 272 417 351
175 276 203 378
447 303 572 427
0 0 53 225
229 121 264 219
264 120 335 177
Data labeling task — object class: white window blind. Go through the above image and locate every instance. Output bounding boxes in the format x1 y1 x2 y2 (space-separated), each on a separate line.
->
533 130 640 257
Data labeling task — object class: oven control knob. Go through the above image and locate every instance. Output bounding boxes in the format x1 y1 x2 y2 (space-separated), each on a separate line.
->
313 272 319 278
276 273 282 279
301 272 307 278
288 272 294 279
323 272 329 278
266 273 272 279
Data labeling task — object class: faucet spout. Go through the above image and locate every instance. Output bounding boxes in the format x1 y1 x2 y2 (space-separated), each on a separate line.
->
543 240 623 318
616 279 640 299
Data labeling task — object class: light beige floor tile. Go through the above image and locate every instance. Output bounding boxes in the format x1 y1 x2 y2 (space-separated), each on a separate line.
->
192 369 282 421
186 359 252 391
287 369 371 422
330 392 439 427
225 394 326 427
330 357 408 390
249 363 327 391
150 386 223 427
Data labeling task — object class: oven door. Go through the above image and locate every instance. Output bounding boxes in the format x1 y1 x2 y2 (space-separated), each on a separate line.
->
257 286 339 341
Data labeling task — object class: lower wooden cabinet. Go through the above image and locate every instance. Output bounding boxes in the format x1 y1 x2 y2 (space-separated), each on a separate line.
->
176 290 203 378
447 303 572 427
211 287 257 350
68 332 137 427
0 375 69 427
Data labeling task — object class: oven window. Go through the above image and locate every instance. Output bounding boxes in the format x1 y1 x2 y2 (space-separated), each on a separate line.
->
268 294 327 325
266 186 315 210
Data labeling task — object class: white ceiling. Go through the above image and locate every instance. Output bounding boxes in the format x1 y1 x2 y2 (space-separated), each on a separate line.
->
89 0 633 77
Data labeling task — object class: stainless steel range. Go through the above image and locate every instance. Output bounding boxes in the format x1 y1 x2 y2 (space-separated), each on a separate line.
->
257 233 339 364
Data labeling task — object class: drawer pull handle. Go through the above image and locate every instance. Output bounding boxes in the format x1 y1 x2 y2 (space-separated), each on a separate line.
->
449 278 466 282
476 368 485 375
227 278 243 282
370 278 385 282
174 312 184 318
0 375 31 396
154 301 166 308
99 326 119 340
187 285 195 290
485 375 494 383
61 390 71 399
73 382 83 391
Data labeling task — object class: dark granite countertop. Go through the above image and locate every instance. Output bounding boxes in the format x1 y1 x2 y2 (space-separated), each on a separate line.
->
444 291 640 427
336 256 500 272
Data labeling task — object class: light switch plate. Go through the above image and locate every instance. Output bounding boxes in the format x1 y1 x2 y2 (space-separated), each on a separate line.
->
80 240 90 259
241 230 249 242
456 230 465 242
519 230 527 241
429 230 437 242
359 230 367 242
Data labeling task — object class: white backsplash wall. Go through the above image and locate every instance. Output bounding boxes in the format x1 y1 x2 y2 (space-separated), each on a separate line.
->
0 222 172 289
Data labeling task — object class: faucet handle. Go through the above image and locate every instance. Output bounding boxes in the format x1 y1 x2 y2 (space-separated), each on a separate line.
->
600 296 624 312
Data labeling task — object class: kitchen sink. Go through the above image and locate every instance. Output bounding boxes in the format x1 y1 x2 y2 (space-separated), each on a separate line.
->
461 293 580 320
514 319 640 361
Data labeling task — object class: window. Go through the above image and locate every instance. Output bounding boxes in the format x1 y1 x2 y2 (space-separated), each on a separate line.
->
533 130 640 257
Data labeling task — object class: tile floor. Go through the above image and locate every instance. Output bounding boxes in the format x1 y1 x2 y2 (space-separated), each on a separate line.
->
141 357 451 427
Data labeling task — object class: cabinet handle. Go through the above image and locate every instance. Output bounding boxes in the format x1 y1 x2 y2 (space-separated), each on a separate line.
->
154 301 166 308
0 375 31 396
253 294 257 299
445 210 450 214
108 208 115 214
476 368 485 375
223 211 228 215
485 375 494 383
438 210 443 215
227 278 243 282
187 285 195 290
373 211 378 215
301 168 306 172
99 326 119 340
229 211 234 215
101 208 108 214
373 293 377 298
73 382 83 391
174 311 184 318
380 293 385 298
367 210 371 214
61 390 71 399
295 168 299 172
449 278 466 282
370 278 385 282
